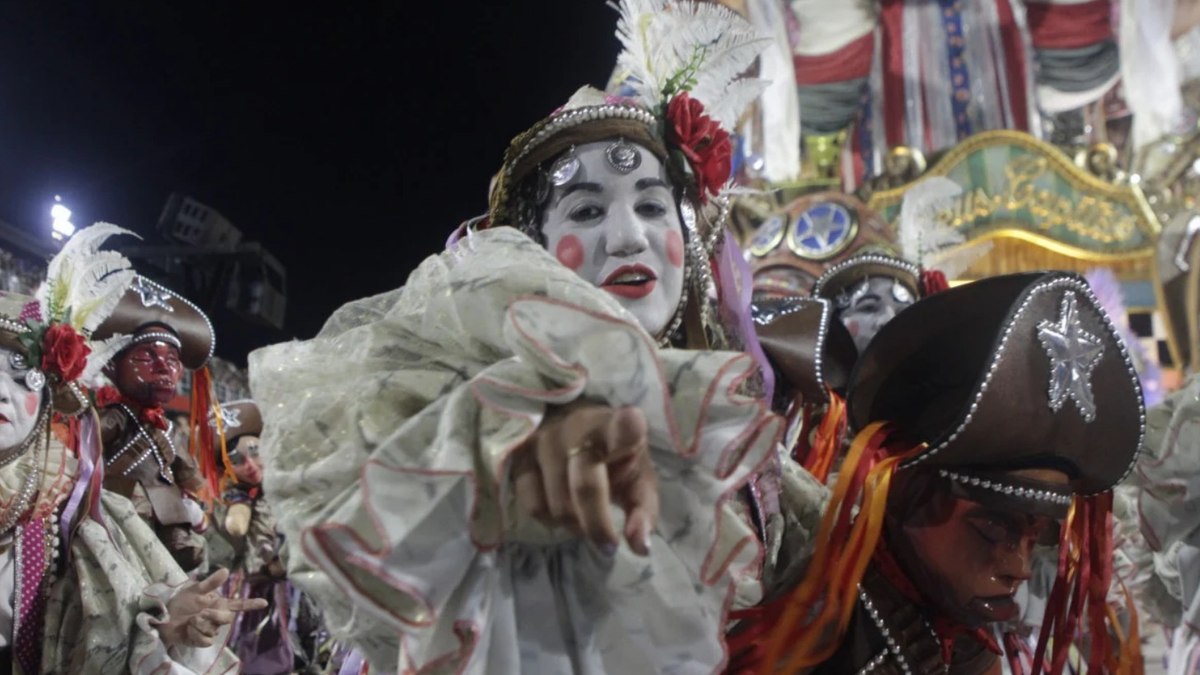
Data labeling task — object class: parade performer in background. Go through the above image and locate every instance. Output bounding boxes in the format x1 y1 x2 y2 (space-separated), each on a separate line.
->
0 223 263 673
91 275 217 572
729 271 1145 674
205 399 334 674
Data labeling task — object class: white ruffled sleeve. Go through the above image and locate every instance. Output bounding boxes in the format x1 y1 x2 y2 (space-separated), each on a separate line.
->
1126 375 1200 675
249 227 781 674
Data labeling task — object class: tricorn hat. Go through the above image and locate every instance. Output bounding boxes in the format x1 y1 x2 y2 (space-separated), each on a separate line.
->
810 252 923 309
752 296 857 404
209 399 262 456
848 271 1144 497
92 276 214 370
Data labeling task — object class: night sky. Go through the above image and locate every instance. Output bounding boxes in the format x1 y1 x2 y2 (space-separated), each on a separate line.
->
0 2 619 364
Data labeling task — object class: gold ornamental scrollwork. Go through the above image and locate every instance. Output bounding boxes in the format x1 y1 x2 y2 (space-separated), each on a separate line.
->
867 130 1160 278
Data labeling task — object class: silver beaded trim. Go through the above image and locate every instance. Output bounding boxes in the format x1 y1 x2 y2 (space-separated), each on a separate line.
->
0 443 44 535
0 317 29 335
506 104 658 176
812 254 921 299
65 381 89 412
902 276 1146 496
131 276 216 364
856 649 890 675
132 331 183 350
938 469 1073 505
0 406 50 470
106 404 175 484
858 587 913 675
752 298 833 393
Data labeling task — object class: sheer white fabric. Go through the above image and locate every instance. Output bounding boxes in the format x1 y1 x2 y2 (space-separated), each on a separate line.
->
249 227 782 674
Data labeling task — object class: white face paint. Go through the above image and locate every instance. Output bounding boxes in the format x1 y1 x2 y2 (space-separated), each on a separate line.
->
837 276 915 353
0 347 42 452
540 140 687 337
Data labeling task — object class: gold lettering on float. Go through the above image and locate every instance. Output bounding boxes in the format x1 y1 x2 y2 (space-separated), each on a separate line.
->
935 153 1136 247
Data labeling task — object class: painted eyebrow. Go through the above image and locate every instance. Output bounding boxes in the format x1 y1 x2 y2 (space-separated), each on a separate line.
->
556 180 604 204
636 177 670 191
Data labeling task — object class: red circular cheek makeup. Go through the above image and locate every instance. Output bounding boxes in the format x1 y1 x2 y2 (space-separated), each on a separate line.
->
666 230 684 268
555 234 585 270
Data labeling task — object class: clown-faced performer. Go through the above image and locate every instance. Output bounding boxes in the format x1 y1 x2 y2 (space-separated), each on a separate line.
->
91 276 215 572
812 177 987 355
811 252 925 355
729 271 1145 674
0 223 264 673
248 2 843 673
790 179 984 482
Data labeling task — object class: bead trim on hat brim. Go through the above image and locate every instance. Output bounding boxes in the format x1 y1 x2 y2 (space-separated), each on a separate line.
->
939 468 1073 506
901 276 1145 497
130 277 215 366
811 254 921 300
753 298 832 395
505 105 659 179
132 331 183 351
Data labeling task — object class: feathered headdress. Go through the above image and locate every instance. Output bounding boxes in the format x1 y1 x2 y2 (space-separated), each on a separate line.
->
483 0 775 386
490 0 768 223
611 0 768 129
19 223 138 399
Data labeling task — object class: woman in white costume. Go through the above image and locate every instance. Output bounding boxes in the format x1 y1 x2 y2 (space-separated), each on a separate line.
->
249 2 834 673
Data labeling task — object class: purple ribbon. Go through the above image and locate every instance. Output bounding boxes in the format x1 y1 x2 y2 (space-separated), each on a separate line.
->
715 229 775 403
338 649 367 675
60 413 103 547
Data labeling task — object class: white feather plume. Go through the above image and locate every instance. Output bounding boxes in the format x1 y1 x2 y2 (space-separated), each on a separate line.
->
80 334 133 387
897 177 963 262
35 222 138 333
897 177 992 279
611 0 767 126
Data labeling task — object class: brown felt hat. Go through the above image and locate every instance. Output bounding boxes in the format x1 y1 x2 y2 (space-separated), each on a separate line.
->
210 399 262 455
810 252 922 306
848 271 1144 496
92 276 214 370
753 297 857 404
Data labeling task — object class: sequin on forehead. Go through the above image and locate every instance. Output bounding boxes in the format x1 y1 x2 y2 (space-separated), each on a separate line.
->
550 147 581 186
605 138 642 174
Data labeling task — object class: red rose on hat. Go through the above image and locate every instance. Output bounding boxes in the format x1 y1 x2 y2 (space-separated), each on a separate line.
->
667 92 733 202
41 323 90 383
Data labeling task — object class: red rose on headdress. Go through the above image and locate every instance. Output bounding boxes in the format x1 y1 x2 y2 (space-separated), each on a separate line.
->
41 322 90 383
667 92 733 202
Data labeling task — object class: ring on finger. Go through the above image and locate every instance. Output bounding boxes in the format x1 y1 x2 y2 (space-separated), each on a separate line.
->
565 438 600 460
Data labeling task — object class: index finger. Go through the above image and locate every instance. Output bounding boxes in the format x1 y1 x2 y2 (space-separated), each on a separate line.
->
218 597 270 613
193 568 231 594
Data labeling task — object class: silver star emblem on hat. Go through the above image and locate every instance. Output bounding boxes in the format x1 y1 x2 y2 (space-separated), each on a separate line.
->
1036 292 1104 422
219 407 241 429
132 277 175 312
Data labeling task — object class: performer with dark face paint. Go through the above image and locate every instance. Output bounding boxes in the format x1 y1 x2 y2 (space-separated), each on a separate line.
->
93 277 216 572
731 271 1145 674
0 224 263 673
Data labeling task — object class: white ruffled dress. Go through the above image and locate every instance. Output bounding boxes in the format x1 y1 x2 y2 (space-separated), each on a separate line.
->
249 227 786 674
